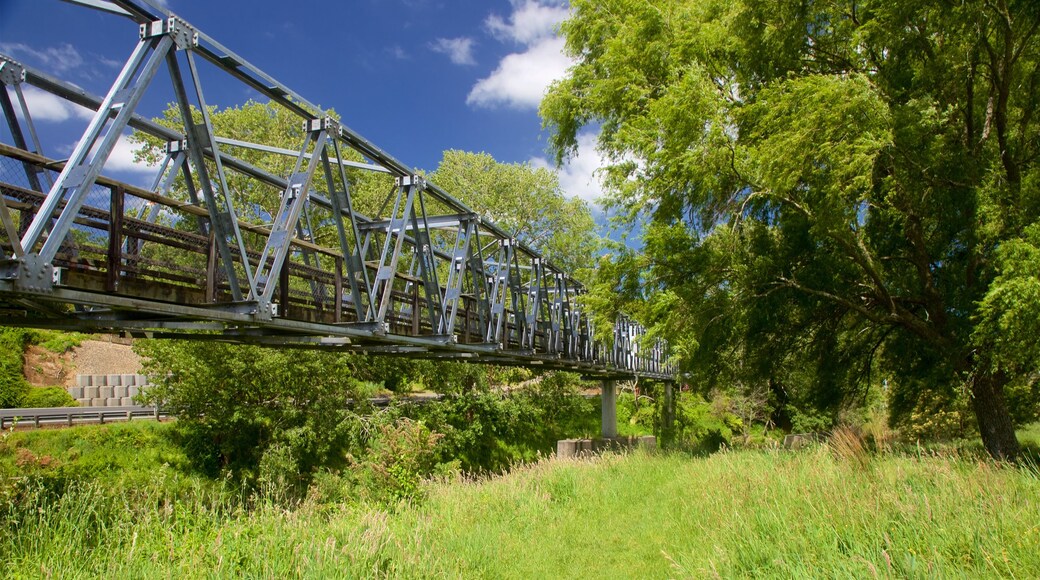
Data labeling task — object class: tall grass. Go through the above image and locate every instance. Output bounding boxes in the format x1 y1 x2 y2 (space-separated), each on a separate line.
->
3 440 1039 577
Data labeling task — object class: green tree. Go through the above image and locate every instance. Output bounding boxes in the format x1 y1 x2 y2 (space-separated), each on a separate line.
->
542 0 1040 459
135 340 369 484
430 150 601 277
133 100 394 225
974 223 1040 426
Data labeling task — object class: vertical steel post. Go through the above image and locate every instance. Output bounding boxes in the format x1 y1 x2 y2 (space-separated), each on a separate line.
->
0 61 46 196
205 231 217 302
373 176 419 324
323 137 374 320
487 239 515 345
183 49 258 299
106 185 123 292
165 50 244 300
333 255 343 323
409 187 443 333
439 220 473 337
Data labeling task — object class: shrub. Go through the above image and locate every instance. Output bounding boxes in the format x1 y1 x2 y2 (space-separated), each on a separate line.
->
22 386 78 408
355 418 443 505
895 384 976 441
0 328 87 408
411 391 526 473
257 442 303 503
33 330 87 354
0 328 31 408
486 366 533 386
135 340 368 486
525 372 595 442
674 393 736 452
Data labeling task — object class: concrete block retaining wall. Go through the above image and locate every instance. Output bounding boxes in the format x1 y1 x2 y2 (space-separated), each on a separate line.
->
68 374 152 407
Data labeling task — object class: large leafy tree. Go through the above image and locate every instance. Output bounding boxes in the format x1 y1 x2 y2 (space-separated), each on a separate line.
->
543 0 1040 459
430 150 601 277
134 100 394 225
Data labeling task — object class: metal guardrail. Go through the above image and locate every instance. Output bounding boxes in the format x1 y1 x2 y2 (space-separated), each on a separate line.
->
0 393 448 430
0 405 164 429
0 390 597 430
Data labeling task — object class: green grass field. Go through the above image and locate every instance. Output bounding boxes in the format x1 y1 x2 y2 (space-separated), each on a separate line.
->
2 422 1039 578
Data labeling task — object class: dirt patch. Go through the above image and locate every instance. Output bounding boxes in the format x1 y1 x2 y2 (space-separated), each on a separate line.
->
23 345 74 387
22 338 143 387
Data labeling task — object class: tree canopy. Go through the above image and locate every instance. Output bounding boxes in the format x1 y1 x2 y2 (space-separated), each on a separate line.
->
134 103 601 277
542 0 1040 459
429 149 601 277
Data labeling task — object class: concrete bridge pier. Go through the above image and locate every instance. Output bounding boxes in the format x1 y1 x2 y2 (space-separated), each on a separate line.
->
601 379 617 438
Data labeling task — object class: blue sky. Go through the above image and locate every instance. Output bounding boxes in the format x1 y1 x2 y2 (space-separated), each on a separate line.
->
0 0 608 207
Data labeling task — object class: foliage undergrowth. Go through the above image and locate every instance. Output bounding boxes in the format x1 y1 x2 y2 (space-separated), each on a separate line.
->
20 387 78 408
0 421 200 489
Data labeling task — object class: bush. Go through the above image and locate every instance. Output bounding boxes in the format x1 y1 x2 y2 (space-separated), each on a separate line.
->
33 330 87 354
0 328 31 408
22 386 78 408
410 391 526 473
524 372 595 442
258 442 303 503
0 328 88 408
354 418 443 505
134 340 369 488
417 361 488 394
399 374 598 474
486 366 533 386
894 383 976 441
674 393 737 452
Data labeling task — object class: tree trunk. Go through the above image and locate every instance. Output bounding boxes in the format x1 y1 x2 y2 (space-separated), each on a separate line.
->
969 371 1021 461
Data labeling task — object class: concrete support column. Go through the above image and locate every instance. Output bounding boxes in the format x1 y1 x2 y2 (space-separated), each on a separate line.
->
601 379 617 439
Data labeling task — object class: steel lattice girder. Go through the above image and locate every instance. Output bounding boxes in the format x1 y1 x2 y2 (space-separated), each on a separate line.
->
0 0 676 380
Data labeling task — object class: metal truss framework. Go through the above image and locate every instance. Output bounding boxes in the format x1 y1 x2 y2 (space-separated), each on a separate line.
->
0 0 675 381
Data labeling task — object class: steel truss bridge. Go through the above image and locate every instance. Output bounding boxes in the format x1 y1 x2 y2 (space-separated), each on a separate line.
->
0 0 674 382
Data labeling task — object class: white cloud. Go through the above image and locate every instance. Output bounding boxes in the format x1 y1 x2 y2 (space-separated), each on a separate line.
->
530 131 606 205
9 87 152 176
58 134 157 175
468 1 572 110
97 55 124 69
467 37 571 109
0 42 83 74
486 0 568 44
101 134 159 174
6 85 95 123
430 37 476 66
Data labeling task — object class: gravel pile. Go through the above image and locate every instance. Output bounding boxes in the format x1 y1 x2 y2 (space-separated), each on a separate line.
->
67 340 143 380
